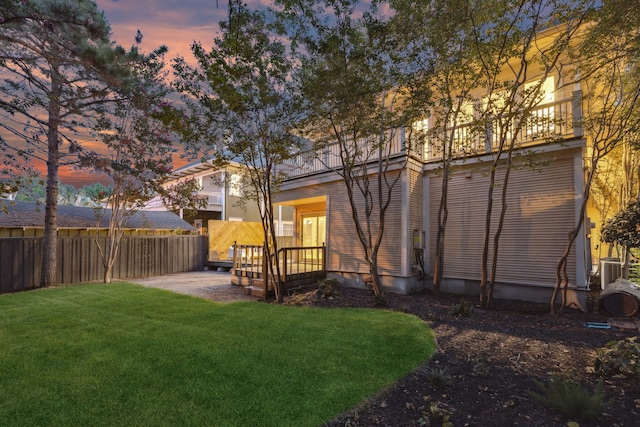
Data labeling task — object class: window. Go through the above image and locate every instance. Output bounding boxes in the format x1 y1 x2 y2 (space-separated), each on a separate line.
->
228 173 242 197
281 221 294 237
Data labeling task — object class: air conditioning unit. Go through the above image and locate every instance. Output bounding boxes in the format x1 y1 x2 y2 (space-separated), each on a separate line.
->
600 258 622 290
208 194 222 205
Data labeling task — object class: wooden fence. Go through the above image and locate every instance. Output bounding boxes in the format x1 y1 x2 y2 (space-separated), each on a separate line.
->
0 235 208 293
207 220 294 261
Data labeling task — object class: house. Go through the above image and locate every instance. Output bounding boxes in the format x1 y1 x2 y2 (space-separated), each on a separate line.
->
146 159 294 237
0 200 194 236
272 26 598 308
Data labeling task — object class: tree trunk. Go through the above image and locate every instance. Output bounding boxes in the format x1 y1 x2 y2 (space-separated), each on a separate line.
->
479 165 496 308
432 156 451 297
41 64 62 288
551 170 592 314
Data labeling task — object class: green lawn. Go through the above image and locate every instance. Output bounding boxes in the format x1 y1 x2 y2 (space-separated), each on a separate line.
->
0 283 435 426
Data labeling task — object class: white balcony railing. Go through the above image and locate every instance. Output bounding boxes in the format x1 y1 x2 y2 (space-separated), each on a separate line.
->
197 192 223 206
285 128 412 179
424 97 577 161
284 96 579 179
208 194 222 205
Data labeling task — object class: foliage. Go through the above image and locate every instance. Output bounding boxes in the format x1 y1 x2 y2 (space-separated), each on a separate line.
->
0 0 140 287
173 1 303 302
424 365 452 389
0 282 436 426
601 200 640 250
275 0 429 297
81 182 113 203
594 337 640 378
317 278 340 299
12 176 46 203
528 376 613 419
418 399 453 427
450 298 474 317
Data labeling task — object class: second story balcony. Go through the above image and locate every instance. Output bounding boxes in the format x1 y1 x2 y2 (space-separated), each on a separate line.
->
196 191 223 211
284 93 581 180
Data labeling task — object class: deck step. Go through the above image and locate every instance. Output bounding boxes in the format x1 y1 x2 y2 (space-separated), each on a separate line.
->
243 285 265 297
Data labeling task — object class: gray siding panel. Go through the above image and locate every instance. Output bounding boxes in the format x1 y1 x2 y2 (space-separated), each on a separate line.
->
408 165 424 275
278 171 406 276
428 155 577 286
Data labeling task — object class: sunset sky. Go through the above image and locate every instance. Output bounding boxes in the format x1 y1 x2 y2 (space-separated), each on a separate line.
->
55 0 238 187
95 0 234 59
15 1 371 188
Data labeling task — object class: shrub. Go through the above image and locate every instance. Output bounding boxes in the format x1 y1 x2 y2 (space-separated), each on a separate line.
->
317 278 339 299
418 401 453 427
601 200 640 250
594 337 640 378
374 294 388 307
528 376 613 419
425 365 452 389
450 298 474 317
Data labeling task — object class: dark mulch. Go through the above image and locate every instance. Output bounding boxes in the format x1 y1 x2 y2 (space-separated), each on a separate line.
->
284 287 640 427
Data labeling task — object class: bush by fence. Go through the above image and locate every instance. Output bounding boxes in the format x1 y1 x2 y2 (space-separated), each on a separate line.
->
0 235 208 293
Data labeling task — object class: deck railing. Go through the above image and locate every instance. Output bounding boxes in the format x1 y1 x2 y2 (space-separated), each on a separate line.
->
231 242 326 289
282 95 580 178
284 128 411 179
424 97 577 161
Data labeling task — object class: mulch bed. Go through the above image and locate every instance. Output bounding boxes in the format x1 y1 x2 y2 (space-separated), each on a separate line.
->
283 287 640 427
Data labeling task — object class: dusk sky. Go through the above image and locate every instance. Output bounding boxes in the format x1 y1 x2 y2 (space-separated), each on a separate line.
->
95 0 239 60
17 1 372 188
61 0 243 187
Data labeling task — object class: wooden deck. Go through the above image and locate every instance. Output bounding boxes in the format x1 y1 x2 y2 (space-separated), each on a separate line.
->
230 244 326 297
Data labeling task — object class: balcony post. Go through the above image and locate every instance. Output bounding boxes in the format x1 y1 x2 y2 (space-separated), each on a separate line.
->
572 90 583 138
485 119 493 153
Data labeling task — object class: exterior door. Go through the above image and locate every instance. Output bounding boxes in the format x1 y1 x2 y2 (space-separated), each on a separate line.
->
301 214 326 247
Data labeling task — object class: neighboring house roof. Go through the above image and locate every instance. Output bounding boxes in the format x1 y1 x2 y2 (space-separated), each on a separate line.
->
0 200 194 230
170 157 243 180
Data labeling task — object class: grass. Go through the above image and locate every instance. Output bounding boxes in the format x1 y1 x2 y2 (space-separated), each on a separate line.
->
0 282 436 426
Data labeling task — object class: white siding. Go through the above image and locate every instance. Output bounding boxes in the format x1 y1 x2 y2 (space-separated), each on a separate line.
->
277 171 406 276
428 154 578 286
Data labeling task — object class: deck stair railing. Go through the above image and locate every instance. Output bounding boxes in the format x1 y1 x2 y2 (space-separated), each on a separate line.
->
231 242 326 295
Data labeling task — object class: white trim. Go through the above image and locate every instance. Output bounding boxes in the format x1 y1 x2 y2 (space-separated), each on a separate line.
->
280 156 408 192
422 139 586 172
574 151 588 288
401 168 409 276
423 173 431 275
